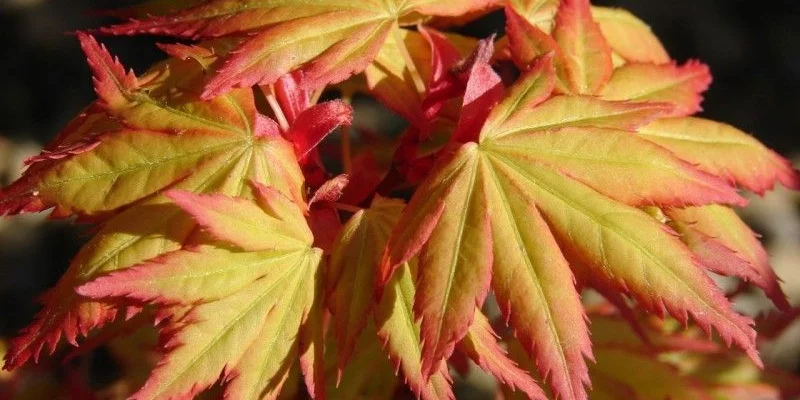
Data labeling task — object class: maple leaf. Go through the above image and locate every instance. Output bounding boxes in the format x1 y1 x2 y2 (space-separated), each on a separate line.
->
78 184 323 399
378 38 771 398
601 61 712 117
2 33 350 370
101 0 499 98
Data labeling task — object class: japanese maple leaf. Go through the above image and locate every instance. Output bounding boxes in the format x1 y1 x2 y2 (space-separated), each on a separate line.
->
79 184 324 399
376 4 796 396
101 0 500 98
507 0 797 310
2 33 349 370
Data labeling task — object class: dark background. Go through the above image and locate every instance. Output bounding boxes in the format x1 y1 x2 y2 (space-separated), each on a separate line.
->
0 0 798 395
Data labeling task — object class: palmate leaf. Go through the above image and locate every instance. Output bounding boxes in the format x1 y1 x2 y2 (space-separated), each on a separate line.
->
2 33 352 369
79 185 322 399
101 0 498 98
378 41 780 398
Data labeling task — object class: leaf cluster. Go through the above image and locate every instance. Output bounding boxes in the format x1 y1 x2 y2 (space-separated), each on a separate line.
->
1 0 799 399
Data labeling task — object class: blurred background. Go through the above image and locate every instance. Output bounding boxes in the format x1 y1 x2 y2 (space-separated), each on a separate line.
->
0 0 799 398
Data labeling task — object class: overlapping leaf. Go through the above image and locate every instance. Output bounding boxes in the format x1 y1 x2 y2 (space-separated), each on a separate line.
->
101 0 499 97
79 185 322 399
378 34 778 397
2 34 346 369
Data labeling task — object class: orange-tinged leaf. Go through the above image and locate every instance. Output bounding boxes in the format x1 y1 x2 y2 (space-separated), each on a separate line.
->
203 13 393 96
591 6 670 64
35 129 242 214
80 33 255 137
378 150 463 288
412 144 493 378
381 52 762 395
79 189 323 399
139 249 320 400
552 0 613 94
505 7 572 94
0 104 119 216
486 158 759 363
485 127 746 207
327 196 405 369
666 205 790 310
459 312 547 400
101 0 492 97
16 34 305 216
638 117 800 194
77 245 307 304
4 148 286 369
4 41 306 368
601 61 712 116
375 261 455 400
481 95 672 141
482 166 591 399
165 190 310 251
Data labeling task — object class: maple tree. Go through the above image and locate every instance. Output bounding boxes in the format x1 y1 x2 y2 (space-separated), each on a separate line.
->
1 0 799 399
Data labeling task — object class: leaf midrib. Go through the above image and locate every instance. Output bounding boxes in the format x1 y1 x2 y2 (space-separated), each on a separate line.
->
485 149 752 341
483 155 577 398
39 139 245 189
